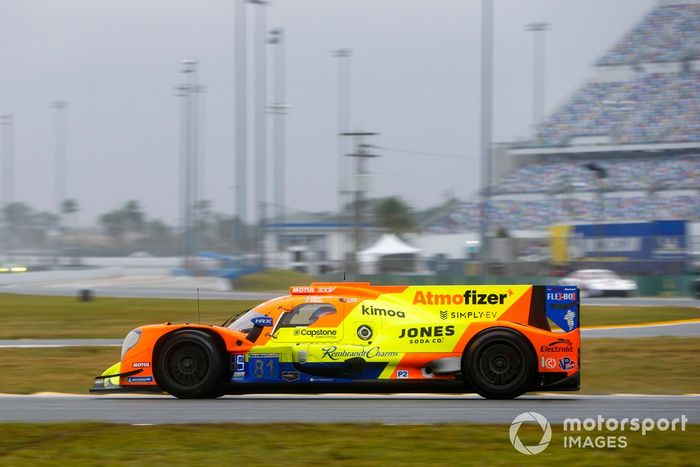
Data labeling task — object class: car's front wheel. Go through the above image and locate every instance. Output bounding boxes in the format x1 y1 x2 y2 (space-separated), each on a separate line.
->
463 329 535 399
154 330 225 399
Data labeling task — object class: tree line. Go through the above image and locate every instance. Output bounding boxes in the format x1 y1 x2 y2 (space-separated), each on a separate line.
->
1 196 418 256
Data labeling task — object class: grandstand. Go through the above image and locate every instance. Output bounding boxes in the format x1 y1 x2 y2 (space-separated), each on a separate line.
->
447 0 700 234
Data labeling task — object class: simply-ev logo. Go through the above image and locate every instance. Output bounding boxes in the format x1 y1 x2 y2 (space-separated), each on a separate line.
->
509 412 552 455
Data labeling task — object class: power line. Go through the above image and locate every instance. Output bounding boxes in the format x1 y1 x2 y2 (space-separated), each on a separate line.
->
372 170 468 184
342 132 379 273
374 145 473 160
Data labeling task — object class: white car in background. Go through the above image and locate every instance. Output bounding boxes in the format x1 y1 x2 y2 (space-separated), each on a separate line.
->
559 269 637 297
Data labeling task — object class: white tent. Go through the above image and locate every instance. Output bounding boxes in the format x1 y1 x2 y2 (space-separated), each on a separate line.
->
357 234 421 274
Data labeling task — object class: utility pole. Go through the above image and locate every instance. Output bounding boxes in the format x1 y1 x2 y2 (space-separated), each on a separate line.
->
234 0 248 253
479 0 493 276
268 28 290 224
250 0 268 268
342 131 379 273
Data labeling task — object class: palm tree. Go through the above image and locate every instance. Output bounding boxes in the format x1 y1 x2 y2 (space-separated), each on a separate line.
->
373 197 416 235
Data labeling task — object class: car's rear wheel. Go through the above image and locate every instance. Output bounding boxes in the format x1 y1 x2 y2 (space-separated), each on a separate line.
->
463 330 535 399
154 330 225 399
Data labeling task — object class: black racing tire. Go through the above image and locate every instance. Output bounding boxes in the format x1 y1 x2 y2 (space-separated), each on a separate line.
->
463 329 535 400
154 330 225 399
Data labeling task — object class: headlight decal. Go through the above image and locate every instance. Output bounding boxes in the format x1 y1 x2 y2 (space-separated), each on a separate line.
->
121 328 142 360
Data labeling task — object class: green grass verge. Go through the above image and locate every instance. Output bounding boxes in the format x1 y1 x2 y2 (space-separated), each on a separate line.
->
0 423 697 465
0 347 118 394
580 306 700 327
1 294 699 340
232 268 315 292
1 338 698 395
580 337 700 394
0 294 257 339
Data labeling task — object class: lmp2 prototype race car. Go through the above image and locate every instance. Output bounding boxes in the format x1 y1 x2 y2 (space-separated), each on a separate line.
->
92 282 580 399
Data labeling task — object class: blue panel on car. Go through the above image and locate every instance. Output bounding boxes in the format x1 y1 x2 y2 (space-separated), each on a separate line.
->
247 354 279 382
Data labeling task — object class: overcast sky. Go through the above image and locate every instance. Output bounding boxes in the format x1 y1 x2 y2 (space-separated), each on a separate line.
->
0 0 657 226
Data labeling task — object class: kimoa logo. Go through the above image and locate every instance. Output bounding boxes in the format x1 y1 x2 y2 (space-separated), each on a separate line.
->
412 289 510 306
510 412 552 455
362 304 405 318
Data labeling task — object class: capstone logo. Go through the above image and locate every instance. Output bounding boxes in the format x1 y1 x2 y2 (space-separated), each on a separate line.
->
509 412 552 455
298 329 337 338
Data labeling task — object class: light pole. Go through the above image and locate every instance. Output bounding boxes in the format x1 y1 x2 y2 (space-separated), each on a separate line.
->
234 0 248 253
525 22 550 128
250 0 268 267
333 49 352 218
480 0 493 276
176 59 203 270
268 28 289 225
334 48 352 272
0 115 13 261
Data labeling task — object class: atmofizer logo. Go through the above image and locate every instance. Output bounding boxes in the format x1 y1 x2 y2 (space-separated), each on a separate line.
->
509 412 552 455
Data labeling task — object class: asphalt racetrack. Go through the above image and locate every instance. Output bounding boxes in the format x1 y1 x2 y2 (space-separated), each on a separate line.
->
0 394 697 424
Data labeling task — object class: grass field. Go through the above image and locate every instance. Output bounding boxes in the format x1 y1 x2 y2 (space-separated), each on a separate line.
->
0 294 258 339
0 347 118 394
0 294 698 339
0 422 697 465
1 338 698 395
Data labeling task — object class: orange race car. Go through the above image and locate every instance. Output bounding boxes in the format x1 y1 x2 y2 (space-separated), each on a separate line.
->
91 283 580 399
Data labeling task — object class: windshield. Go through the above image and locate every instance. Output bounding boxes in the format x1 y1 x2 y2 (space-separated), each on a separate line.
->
227 309 266 333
